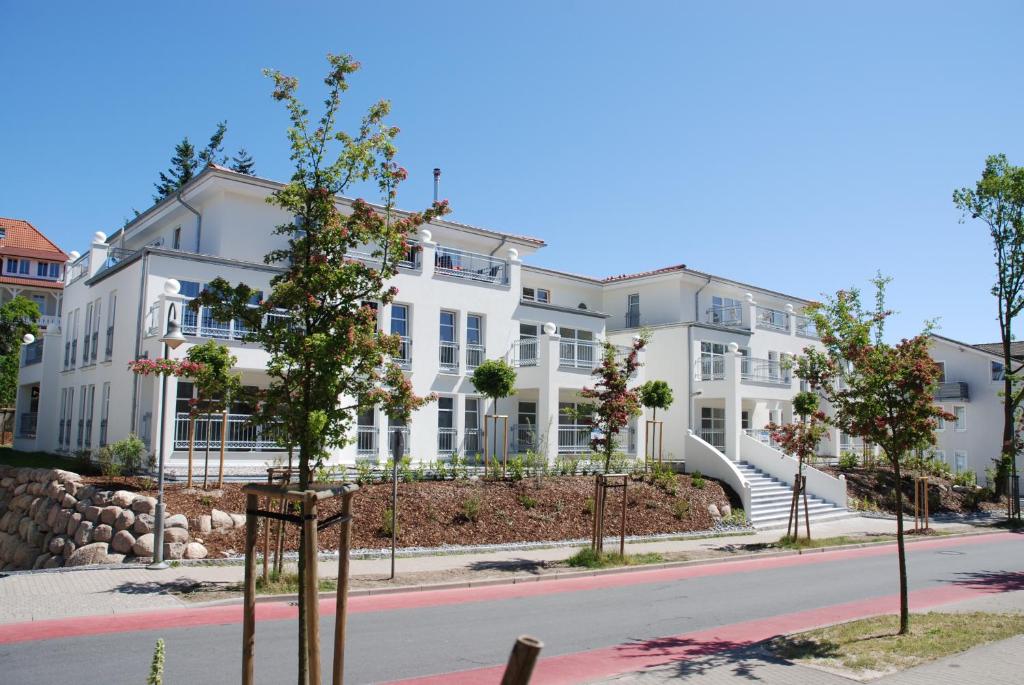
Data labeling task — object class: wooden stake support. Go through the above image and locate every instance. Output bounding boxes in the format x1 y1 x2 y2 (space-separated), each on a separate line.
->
261 466 294 583
913 476 930 532
644 420 664 471
186 416 195 489
218 410 227 488
483 414 510 476
241 481 359 685
786 473 810 540
591 474 629 556
501 635 544 685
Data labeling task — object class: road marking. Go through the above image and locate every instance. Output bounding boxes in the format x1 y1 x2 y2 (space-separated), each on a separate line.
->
387 580 1017 684
0 532 1014 646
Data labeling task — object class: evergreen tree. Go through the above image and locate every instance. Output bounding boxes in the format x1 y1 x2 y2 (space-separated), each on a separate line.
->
230 148 256 175
153 137 198 202
198 121 228 166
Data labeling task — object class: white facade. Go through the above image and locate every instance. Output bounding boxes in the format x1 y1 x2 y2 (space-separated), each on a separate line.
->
15 167 832 509
927 335 1016 486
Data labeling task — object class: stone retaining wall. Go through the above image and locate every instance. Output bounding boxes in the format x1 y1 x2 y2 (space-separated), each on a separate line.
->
0 465 208 571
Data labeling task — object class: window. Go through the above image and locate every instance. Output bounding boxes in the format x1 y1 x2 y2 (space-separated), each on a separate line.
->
390 304 410 367
935 361 946 383
173 227 182 250
710 295 743 325
936 406 945 431
464 398 480 454
84 385 95 448
953 405 966 431
99 383 111 447
5 258 17 273
82 303 93 365
934 450 946 463
76 385 87 449
519 322 538 338
466 314 483 369
741 411 750 430
437 396 455 455
105 292 117 359
954 451 967 474
30 294 46 315
357 409 376 457
49 263 60 278
992 361 1005 382
90 299 101 363
522 287 550 303
700 341 727 379
175 382 195 414
36 262 48 277
18 259 29 274
700 407 726 450
626 293 641 327
58 388 68 448
439 310 458 372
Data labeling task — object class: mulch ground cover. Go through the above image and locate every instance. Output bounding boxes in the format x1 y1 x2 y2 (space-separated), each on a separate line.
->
81 474 733 557
820 464 1005 516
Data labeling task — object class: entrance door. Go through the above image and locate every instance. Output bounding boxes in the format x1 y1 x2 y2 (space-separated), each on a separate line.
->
700 407 726 451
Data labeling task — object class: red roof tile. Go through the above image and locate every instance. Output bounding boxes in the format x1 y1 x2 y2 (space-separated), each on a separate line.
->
0 275 63 290
0 218 68 260
601 264 687 283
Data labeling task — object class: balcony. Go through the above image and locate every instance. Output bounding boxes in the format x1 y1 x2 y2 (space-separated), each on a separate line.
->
559 339 597 370
756 306 789 332
696 356 726 381
439 341 459 373
437 427 457 456
706 305 744 327
348 241 420 271
179 305 290 341
558 424 593 454
795 315 819 339
356 426 378 458
22 340 43 366
744 428 781 449
511 338 539 367
934 381 969 401
386 426 411 455
174 412 284 451
37 314 60 330
741 357 790 385
466 344 485 370
19 412 37 438
434 246 508 285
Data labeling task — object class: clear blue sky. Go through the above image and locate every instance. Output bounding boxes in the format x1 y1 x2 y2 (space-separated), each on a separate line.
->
2 1 1021 343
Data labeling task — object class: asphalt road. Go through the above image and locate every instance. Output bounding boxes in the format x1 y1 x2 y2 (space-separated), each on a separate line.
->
2 534 1022 684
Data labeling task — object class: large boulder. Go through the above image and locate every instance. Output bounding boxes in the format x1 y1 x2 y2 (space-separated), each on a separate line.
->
99 506 123 526
92 491 109 507
164 527 189 544
66 512 83 537
66 542 109 567
131 533 155 557
110 530 136 554
165 514 188 530
210 509 233 530
111 490 136 508
115 509 136 531
133 514 154 536
48 535 68 555
73 520 94 546
83 505 102 523
93 524 114 543
131 497 157 515
184 542 208 560
196 515 212 534
228 513 246 529
61 492 77 509
163 542 186 560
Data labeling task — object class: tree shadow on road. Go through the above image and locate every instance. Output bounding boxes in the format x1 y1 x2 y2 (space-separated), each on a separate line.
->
949 570 1024 593
468 558 549 575
108 577 233 596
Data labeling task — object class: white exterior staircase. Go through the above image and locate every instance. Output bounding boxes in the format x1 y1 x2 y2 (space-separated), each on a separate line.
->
738 461 853 529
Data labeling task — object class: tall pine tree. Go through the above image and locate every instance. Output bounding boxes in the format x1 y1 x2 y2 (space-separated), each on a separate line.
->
153 121 232 201
230 148 256 175
198 121 228 166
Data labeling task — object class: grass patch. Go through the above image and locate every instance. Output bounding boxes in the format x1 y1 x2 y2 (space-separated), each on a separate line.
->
566 547 664 569
0 446 98 474
250 571 338 595
775 534 895 550
770 612 1024 676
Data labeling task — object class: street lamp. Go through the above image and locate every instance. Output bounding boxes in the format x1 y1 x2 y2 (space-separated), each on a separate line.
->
149 279 186 570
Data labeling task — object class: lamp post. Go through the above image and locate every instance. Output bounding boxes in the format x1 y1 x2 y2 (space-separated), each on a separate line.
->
149 280 186 570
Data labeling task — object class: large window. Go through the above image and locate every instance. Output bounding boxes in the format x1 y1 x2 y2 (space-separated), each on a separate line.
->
466 314 483 369
5 258 17 274
105 292 117 359
626 293 641 327
81 303 93 365
700 407 726 450
18 259 29 275
935 406 945 431
953 405 966 432
710 295 743 325
391 304 410 367
464 398 480 455
439 310 458 372
99 383 111 447
954 450 968 473
437 396 455 455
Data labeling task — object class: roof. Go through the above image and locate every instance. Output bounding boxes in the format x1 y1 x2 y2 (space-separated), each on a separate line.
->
0 275 63 290
602 264 687 283
929 333 1007 362
0 218 69 261
973 341 1024 359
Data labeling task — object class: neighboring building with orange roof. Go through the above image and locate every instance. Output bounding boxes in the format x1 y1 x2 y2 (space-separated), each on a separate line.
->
0 217 68 331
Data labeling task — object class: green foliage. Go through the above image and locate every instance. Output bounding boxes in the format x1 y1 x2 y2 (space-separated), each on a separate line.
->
381 507 397 537
469 359 517 404
953 470 977 487
690 470 706 489
557 457 579 476
147 638 165 685
97 434 146 476
638 379 674 420
792 391 819 419
507 455 525 481
583 496 595 515
230 147 256 175
566 548 664 569
650 462 677 495
722 507 747 526
673 499 691 520
0 297 40 403
838 452 860 470
153 122 233 201
459 495 481 523
517 493 538 509
355 461 374 485
185 340 243 416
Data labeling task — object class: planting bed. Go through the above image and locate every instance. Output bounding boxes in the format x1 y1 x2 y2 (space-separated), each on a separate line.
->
82 473 733 558
822 464 1005 515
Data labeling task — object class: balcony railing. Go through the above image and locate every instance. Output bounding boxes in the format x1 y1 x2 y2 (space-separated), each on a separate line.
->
510 423 538 453
706 305 743 326
348 241 421 270
934 381 969 401
19 412 37 438
439 341 459 373
794 315 818 339
624 311 641 328
744 428 781 449
99 247 139 275
37 314 60 329
558 424 593 454
180 305 291 341
696 356 726 381
463 429 481 456
434 246 508 285
699 428 725 451
466 344 485 370
741 357 790 385
438 427 457 456
67 254 90 283
356 426 378 457
511 338 539 367
394 336 412 369
22 340 43 366
559 339 597 370
756 306 789 332
386 426 411 455
174 412 284 451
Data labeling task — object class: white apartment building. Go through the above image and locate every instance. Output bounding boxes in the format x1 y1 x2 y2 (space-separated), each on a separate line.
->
14 165 852 526
927 334 1020 486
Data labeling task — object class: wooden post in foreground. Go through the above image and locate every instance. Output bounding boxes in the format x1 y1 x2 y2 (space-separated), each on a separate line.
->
241 493 258 685
501 635 544 685
218 411 227 488
303 492 321 685
186 417 195 489
332 493 355 685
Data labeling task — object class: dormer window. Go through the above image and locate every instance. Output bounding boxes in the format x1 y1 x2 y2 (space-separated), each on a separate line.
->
522 287 550 303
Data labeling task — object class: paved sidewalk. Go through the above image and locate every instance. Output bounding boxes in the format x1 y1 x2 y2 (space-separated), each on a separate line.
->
0 516 982 624
600 590 1024 684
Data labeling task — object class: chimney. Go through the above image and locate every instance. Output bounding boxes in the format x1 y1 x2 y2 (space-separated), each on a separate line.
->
433 167 441 203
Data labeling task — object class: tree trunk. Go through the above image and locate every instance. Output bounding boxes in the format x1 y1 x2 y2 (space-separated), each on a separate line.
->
203 412 212 489
296 433 310 685
891 452 909 635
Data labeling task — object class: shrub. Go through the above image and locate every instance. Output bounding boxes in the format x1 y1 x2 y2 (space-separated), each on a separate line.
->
399 457 414 483
517 493 538 509
508 455 525 481
381 508 397 537
583 496 595 515
199 495 214 507
953 470 977 487
460 495 481 522
97 448 122 478
691 470 706 489
722 507 747 526
111 434 146 475
435 459 448 480
838 452 859 470
673 499 691 520
354 461 374 485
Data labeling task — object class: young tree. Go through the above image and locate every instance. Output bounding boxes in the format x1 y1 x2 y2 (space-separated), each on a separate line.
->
953 154 1024 512
767 390 829 539
184 340 242 487
470 358 517 461
797 276 951 634
194 53 443 682
638 379 673 420
578 335 648 472
230 148 256 175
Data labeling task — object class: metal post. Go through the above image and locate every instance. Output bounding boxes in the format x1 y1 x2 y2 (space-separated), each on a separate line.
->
149 338 170 570
390 430 402 580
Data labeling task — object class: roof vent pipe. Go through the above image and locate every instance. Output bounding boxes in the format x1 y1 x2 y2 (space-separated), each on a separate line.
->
433 167 441 204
